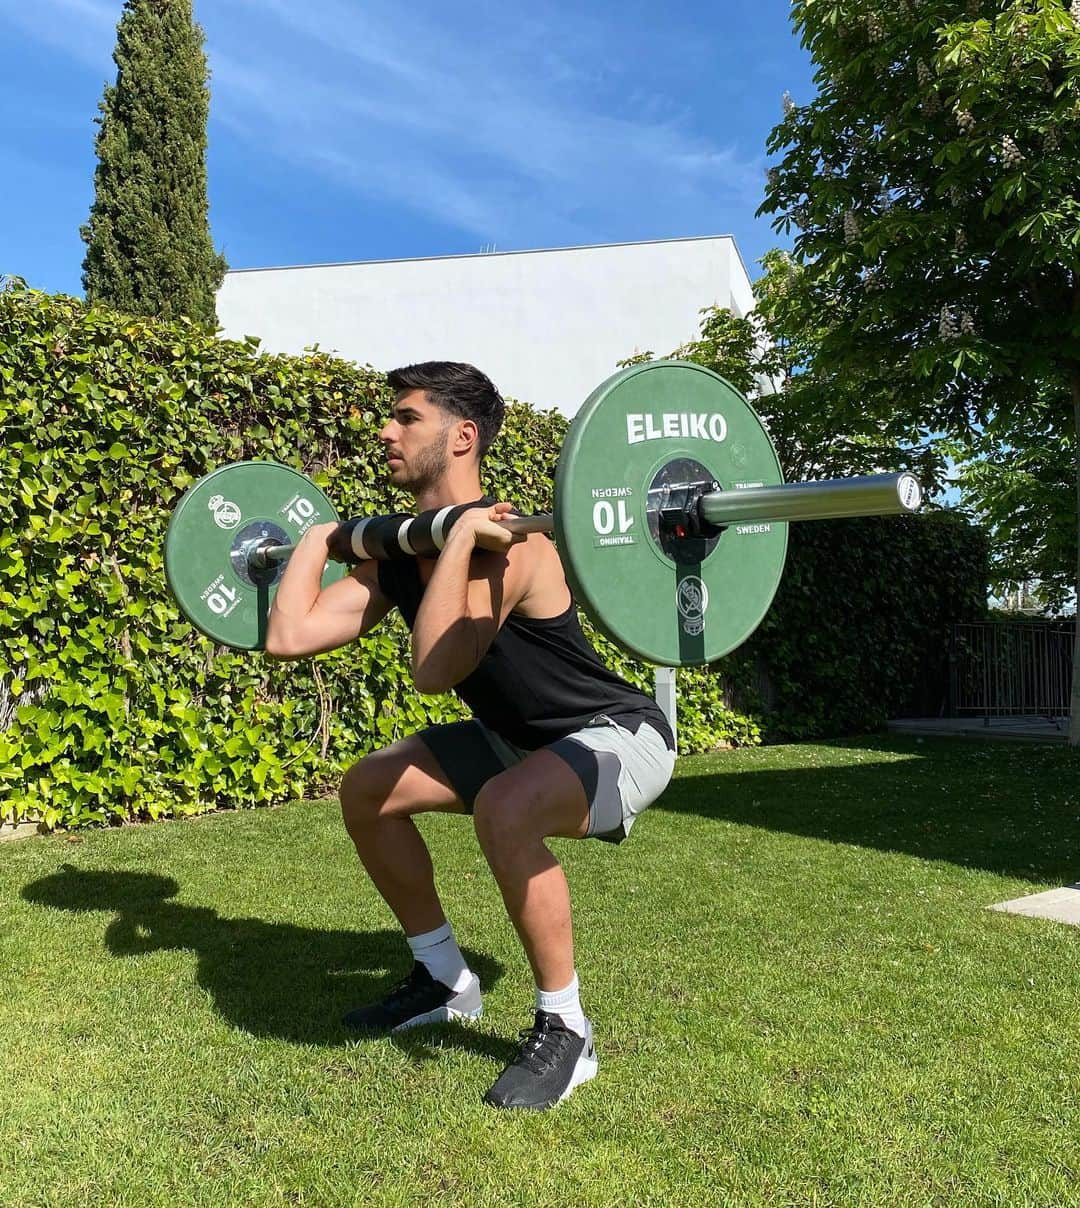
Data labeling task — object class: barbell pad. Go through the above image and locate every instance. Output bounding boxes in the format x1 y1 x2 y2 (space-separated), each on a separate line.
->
398 508 437 558
404 503 475 557
327 513 414 562
355 513 417 560
335 500 519 563
327 518 364 565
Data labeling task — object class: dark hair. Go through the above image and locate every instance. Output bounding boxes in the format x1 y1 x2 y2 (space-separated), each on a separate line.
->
386 361 505 457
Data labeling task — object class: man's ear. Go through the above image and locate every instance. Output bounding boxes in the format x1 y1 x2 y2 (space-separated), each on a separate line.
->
454 418 480 457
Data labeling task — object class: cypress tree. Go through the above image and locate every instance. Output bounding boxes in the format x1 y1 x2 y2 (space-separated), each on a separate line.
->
81 0 226 324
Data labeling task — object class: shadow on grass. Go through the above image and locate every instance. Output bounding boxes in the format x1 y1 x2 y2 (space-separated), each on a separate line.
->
658 736 1080 883
21 866 514 1062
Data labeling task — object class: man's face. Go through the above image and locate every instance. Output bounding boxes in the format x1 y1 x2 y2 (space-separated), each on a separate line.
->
379 389 453 493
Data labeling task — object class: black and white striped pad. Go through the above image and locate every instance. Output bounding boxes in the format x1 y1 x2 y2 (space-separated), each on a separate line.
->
348 503 480 561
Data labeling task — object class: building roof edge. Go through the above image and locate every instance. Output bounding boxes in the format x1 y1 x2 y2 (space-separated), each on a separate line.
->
222 234 743 278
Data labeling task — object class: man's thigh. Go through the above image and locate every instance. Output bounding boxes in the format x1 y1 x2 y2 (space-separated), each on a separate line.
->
421 720 590 841
342 732 467 819
474 748 592 841
426 718 675 843
415 720 524 812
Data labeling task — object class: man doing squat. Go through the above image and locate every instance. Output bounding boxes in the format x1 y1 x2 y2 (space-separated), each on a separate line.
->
265 362 675 1110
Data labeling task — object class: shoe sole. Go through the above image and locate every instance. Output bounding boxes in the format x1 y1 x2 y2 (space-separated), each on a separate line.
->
389 1003 483 1034
557 1046 598 1103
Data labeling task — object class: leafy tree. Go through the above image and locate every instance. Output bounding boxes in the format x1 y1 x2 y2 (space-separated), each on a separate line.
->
621 255 944 485
760 0 1080 741
81 0 226 324
949 378 1075 612
750 250 948 484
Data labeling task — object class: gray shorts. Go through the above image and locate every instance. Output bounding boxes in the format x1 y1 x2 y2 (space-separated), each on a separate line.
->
419 716 677 844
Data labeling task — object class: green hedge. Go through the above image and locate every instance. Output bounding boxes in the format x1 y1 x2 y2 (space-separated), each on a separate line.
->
0 287 753 830
0 286 988 830
730 511 989 740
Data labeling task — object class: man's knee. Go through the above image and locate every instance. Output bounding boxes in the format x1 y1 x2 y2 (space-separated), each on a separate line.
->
339 756 392 836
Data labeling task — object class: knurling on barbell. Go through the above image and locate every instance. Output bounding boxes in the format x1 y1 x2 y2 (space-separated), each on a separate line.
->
164 360 922 663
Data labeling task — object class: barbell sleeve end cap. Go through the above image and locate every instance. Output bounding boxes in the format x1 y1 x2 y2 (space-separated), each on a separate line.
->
898 473 923 513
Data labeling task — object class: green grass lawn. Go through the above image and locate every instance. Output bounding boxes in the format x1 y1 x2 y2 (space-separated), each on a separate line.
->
3 734 1080 1207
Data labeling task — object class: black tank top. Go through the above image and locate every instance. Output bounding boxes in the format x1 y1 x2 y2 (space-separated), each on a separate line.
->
378 556 675 753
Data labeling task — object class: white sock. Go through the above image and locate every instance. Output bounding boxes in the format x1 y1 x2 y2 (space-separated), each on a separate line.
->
537 972 586 1037
407 922 474 994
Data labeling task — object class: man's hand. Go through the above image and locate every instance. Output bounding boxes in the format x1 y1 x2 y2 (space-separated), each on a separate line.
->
446 503 527 554
304 520 349 563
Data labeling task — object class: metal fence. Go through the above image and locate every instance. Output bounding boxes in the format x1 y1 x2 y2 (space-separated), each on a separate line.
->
948 621 1074 721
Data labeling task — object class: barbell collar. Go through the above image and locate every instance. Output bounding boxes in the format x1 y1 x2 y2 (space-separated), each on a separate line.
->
251 541 294 568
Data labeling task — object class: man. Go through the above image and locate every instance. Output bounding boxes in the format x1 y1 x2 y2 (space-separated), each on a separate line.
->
265 361 676 1111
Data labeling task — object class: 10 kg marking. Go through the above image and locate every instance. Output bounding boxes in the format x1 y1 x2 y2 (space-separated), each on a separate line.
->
282 494 319 533
201 573 240 618
593 499 634 536
207 583 238 616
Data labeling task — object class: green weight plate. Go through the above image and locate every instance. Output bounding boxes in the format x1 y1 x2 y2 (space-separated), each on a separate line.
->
164 460 344 650
554 360 788 666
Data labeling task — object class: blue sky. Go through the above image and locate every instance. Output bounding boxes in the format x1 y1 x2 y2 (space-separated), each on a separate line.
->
0 0 815 298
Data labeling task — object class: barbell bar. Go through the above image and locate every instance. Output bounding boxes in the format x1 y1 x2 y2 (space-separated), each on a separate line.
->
164 359 925 664
247 471 921 571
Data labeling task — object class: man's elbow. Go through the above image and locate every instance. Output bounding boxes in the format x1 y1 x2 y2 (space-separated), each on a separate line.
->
264 626 302 661
412 666 451 695
263 639 297 662
412 657 467 695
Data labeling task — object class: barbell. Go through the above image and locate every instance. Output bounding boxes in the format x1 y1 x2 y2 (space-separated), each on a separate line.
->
164 360 923 665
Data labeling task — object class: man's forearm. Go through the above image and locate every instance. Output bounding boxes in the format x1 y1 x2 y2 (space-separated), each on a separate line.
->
412 532 482 689
266 530 331 646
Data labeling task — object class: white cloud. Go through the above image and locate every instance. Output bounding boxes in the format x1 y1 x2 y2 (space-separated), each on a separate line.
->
210 0 762 244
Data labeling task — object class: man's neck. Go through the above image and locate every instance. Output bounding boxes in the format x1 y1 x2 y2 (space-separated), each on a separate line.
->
413 475 485 514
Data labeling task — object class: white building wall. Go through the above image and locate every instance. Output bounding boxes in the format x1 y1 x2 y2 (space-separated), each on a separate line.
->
217 236 756 417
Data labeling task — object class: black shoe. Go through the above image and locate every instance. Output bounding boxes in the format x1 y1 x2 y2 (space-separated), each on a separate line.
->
483 1010 598 1110
342 962 482 1033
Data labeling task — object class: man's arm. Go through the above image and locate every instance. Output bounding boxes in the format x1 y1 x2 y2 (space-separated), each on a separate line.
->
265 522 393 660
411 506 530 694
